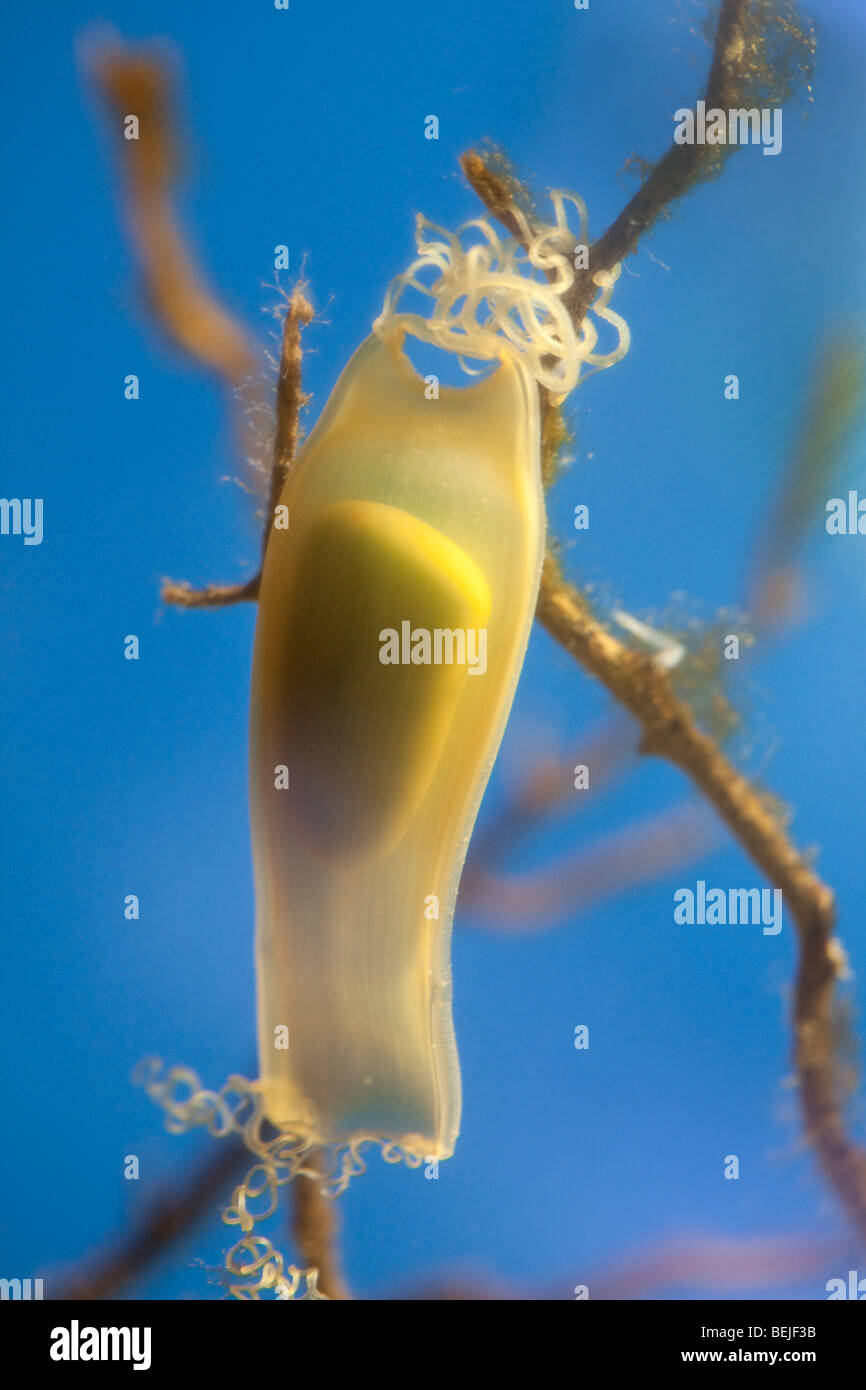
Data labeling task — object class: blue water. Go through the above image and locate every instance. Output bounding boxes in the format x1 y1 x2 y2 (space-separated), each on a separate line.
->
1 0 865 1300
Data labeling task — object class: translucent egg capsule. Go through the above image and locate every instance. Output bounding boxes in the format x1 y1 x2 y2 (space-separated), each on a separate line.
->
250 330 544 1157
140 193 630 1296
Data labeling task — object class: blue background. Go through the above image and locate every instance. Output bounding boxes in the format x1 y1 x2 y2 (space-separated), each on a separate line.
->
1 0 865 1300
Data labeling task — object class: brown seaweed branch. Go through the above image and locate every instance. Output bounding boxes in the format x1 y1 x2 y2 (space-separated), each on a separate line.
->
290 1150 350 1301
533 555 864 1237
161 285 314 608
462 0 866 1245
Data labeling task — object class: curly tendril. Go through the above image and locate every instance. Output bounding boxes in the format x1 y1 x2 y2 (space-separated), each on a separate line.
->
374 190 630 399
134 1058 424 1298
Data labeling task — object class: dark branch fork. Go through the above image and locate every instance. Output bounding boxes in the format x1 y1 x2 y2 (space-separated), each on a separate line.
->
161 285 313 608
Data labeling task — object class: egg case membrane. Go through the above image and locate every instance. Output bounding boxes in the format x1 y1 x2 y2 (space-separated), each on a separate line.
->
249 333 544 1155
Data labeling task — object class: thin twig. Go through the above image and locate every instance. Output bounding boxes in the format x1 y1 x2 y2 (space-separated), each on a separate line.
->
157 284 315 610
160 575 261 608
262 285 315 555
749 335 865 631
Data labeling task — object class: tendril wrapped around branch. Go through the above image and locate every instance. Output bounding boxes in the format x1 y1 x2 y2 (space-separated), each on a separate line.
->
375 192 631 398
135 1059 422 1297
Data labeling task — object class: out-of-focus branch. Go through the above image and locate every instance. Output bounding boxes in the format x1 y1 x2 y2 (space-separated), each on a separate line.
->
586 1231 847 1301
464 718 638 880
463 800 719 930
53 1139 248 1300
462 726 716 933
749 335 865 631
89 46 255 383
402 1231 848 1300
